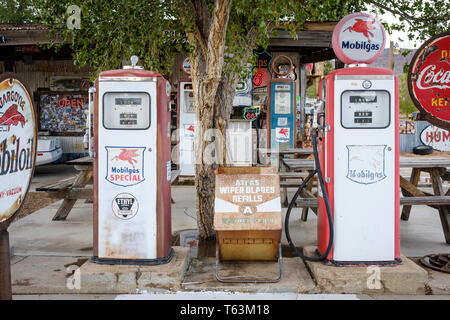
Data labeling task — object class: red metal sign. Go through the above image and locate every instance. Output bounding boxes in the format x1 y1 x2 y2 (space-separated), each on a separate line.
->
408 31 450 129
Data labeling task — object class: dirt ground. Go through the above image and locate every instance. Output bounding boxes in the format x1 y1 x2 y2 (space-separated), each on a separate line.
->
13 192 59 222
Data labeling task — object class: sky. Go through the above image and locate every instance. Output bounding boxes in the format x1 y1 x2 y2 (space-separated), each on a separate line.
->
379 13 420 49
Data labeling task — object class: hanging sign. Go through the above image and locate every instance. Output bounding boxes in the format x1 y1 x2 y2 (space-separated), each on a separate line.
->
408 31 450 130
0 74 37 229
332 12 386 65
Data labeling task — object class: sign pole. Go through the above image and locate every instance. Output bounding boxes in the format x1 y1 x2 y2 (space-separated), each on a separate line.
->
0 229 12 300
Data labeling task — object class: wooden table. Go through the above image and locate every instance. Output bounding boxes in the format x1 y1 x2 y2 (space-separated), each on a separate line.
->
37 156 93 221
37 156 181 221
281 156 450 244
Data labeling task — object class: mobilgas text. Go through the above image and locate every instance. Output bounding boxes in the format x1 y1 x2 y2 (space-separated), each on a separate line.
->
342 41 380 53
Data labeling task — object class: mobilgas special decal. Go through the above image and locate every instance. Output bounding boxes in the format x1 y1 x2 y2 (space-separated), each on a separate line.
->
346 145 386 184
105 146 145 186
112 193 139 220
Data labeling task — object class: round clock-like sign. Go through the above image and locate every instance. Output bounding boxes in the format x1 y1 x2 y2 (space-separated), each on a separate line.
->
332 12 386 65
0 74 37 230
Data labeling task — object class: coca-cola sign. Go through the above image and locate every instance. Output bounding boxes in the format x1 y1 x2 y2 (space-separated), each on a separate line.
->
408 31 450 129
0 74 36 229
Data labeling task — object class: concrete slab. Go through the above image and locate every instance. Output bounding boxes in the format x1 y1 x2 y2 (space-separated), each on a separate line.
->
9 200 93 257
303 246 429 295
79 247 190 294
11 256 89 294
181 256 315 294
116 292 365 300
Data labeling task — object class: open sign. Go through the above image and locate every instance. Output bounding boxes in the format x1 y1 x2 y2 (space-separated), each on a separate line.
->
58 98 85 108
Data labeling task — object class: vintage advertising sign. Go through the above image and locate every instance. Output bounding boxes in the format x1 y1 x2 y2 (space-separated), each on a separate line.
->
105 146 145 186
346 145 387 185
332 12 386 65
0 74 36 228
182 57 191 75
214 168 282 231
408 31 450 130
420 125 450 151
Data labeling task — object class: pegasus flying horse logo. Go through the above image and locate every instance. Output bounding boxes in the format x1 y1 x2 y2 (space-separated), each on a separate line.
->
344 19 377 43
278 128 289 137
0 104 25 131
106 147 146 186
112 149 140 168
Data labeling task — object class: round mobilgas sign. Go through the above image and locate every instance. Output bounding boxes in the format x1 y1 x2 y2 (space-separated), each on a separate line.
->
182 57 191 75
112 193 139 220
0 74 36 228
408 31 450 130
332 12 386 65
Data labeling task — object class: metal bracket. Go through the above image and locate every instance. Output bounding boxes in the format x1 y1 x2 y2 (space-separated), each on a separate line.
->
215 242 283 283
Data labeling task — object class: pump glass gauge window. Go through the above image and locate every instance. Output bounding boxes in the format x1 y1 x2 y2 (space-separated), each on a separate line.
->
103 92 150 129
274 84 291 114
341 90 390 129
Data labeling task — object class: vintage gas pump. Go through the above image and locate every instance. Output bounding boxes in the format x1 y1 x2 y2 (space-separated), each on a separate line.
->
268 55 296 152
285 13 401 264
92 56 173 264
177 79 195 176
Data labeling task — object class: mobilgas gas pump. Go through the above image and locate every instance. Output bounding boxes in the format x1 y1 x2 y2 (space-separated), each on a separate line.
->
177 79 195 176
285 13 401 264
92 56 173 264
268 55 297 153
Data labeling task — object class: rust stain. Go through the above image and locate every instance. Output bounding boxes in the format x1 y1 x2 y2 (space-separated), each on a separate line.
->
0 78 14 91
0 194 23 222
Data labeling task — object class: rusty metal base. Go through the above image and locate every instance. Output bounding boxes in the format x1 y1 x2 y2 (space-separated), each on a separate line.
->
215 243 283 283
420 253 450 273
92 248 174 266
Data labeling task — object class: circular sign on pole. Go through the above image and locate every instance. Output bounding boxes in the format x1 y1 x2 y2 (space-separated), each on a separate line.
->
332 12 386 65
408 31 450 130
182 57 191 75
0 74 37 230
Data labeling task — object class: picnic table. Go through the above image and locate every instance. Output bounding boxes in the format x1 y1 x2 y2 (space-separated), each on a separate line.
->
36 156 180 221
281 155 450 244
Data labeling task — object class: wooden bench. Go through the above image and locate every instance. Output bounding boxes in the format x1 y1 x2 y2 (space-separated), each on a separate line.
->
295 196 450 208
36 176 93 201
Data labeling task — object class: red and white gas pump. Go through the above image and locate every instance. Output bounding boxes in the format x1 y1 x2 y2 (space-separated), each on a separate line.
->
92 57 173 264
285 13 401 264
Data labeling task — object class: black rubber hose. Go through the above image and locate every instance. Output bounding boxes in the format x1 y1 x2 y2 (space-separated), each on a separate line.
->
284 129 334 261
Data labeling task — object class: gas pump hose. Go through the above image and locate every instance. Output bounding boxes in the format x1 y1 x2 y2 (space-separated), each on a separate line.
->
284 129 334 261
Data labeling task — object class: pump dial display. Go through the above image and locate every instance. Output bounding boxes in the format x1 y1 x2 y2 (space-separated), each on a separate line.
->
341 90 390 129
103 92 150 129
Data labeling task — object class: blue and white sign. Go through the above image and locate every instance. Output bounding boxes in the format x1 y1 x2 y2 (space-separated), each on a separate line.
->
105 146 145 186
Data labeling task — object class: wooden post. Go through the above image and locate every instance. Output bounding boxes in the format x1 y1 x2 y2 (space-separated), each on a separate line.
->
0 230 12 300
389 41 394 71
430 168 450 244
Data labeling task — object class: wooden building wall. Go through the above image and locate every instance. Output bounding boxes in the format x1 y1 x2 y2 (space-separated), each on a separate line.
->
3 59 91 95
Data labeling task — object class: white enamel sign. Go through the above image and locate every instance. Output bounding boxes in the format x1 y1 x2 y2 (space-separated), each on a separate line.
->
332 12 386 65
420 125 450 151
0 75 36 225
